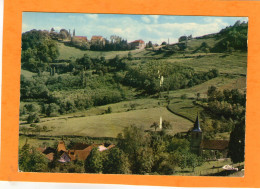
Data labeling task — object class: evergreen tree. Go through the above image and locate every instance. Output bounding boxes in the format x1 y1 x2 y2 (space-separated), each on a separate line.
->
228 118 245 163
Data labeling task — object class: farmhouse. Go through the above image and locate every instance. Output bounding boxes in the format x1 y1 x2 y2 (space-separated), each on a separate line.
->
130 39 145 49
72 36 88 42
190 114 229 159
91 36 106 45
37 141 115 163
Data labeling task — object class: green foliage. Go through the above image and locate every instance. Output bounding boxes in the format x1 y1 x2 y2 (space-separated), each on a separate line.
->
228 118 245 163
45 103 60 117
21 30 59 72
103 147 131 174
19 145 48 172
167 138 190 153
20 75 49 100
85 148 104 173
117 125 153 174
212 21 248 52
105 106 112 114
180 94 187 99
150 122 159 131
27 113 40 124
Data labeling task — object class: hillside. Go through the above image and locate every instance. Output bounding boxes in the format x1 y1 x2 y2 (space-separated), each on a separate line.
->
57 42 146 61
19 21 247 148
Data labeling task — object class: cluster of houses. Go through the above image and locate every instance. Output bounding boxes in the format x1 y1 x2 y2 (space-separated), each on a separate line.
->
36 141 115 163
50 28 146 49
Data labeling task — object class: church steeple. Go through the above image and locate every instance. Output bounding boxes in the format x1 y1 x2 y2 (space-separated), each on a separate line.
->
190 113 203 155
192 113 202 132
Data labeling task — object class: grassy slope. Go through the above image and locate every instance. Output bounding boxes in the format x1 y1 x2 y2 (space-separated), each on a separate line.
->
168 99 203 122
21 106 192 138
167 75 246 99
57 42 146 60
20 69 36 78
20 37 247 139
186 37 219 49
165 52 247 75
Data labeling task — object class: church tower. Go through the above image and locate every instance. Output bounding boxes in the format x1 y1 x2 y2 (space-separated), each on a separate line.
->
73 29 75 37
190 113 203 155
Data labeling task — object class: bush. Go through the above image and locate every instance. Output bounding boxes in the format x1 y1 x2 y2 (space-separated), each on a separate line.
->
27 113 40 124
180 94 187 99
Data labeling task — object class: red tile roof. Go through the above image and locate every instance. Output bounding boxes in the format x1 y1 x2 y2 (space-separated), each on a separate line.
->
68 145 93 161
91 36 103 40
201 140 229 150
57 141 66 152
74 36 88 41
36 147 46 153
131 39 145 44
45 152 54 161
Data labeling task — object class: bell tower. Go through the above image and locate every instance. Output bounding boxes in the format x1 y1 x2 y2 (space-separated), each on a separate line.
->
190 113 203 155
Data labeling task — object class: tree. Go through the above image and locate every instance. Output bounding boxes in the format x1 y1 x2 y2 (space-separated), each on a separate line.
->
117 125 152 174
85 148 104 173
150 122 159 131
27 113 40 124
162 120 172 130
59 29 70 40
76 54 93 70
21 30 59 72
19 145 48 172
103 147 131 174
46 103 60 117
228 118 245 163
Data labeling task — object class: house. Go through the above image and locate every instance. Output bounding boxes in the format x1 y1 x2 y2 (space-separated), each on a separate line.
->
201 140 229 158
190 114 230 158
91 36 106 45
72 36 88 42
130 39 145 49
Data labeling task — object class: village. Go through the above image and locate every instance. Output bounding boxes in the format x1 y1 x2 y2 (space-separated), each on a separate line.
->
19 18 247 176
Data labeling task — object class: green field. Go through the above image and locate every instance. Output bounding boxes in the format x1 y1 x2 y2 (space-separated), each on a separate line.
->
57 42 146 60
168 99 203 122
167 75 246 99
165 52 247 75
21 106 193 138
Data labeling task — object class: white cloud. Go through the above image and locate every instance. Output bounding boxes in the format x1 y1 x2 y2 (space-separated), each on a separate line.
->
141 16 151 24
150 15 160 24
85 14 98 19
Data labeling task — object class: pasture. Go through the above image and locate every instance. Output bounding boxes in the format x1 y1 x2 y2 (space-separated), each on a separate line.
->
165 52 247 75
168 99 203 122
57 42 146 60
167 75 246 99
21 107 193 138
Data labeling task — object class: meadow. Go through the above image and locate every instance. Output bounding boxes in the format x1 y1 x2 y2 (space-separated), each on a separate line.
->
20 106 193 138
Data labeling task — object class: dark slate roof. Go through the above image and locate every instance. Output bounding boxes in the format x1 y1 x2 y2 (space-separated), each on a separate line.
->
42 147 56 155
201 140 229 150
72 143 90 150
192 114 202 132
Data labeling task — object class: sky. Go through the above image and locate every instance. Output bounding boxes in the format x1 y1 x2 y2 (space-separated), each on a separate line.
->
22 12 248 44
